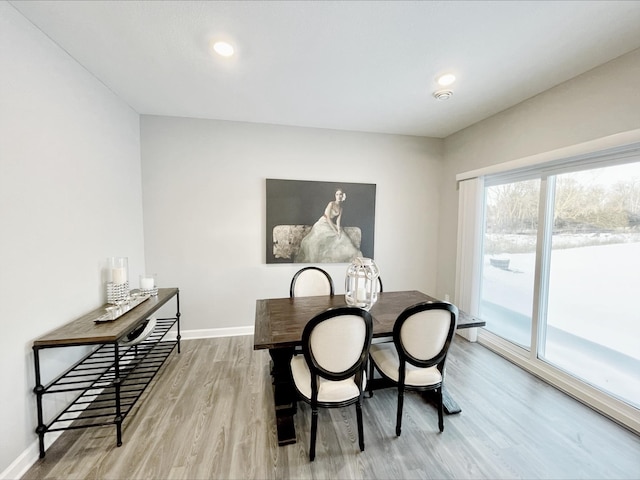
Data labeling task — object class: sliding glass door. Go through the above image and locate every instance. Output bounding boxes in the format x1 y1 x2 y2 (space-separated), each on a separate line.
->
542 164 640 407
480 179 539 349
479 161 640 409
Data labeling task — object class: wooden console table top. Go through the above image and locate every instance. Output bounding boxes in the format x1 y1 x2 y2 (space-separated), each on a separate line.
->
33 287 179 348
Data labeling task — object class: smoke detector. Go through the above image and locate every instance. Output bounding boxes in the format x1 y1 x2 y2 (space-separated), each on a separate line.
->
433 89 453 100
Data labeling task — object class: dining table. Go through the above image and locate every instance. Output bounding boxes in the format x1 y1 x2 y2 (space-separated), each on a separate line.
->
253 290 486 446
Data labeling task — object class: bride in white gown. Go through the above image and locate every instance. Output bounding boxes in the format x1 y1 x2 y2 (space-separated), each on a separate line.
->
295 188 362 263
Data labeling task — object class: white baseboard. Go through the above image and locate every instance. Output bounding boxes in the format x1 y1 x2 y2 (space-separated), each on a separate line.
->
1 431 64 480
455 326 478 342
2 326 255 480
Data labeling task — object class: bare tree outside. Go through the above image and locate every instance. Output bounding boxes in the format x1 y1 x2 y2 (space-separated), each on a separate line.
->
484 171 640 256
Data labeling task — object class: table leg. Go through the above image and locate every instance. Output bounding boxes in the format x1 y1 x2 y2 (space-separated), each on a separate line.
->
419 385 462 414
370 375 462 414
269 347 297 446
441 387 461 414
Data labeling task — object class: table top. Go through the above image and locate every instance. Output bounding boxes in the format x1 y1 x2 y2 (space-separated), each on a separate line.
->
254 290 485 350
33 288 179 348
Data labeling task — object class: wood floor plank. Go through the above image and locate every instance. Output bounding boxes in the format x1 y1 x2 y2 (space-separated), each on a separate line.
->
22 335 640 480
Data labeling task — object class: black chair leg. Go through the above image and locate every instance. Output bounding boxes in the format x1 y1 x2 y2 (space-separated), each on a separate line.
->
310 408 318 461
356 401 365 451
437 387 444 432
368 359 374 398
396 386 404 436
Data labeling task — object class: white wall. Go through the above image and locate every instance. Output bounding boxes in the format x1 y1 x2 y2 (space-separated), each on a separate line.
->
140 116 443 331
436 48 640 301
0 2 144 475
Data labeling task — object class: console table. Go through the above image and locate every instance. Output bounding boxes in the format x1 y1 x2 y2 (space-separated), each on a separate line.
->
32 287 181 458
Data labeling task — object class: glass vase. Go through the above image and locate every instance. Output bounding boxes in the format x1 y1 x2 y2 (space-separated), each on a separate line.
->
345 257 379 310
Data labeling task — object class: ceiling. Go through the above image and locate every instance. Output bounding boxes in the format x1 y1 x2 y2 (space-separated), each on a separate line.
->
9 0 640 138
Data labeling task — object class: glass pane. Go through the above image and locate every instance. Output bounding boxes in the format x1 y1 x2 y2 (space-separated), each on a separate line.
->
543 162 640 408
480 179 540 349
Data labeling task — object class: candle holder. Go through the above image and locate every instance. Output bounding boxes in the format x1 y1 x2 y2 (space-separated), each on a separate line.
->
139 273 158 296
345 257 380 310
106 257 129 304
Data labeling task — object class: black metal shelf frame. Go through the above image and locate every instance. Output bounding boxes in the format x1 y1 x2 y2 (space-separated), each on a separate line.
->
33 309 181 458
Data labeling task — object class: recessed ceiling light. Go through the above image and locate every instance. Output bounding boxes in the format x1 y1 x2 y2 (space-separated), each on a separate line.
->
212 41 234 57
433 89 453 100
437 74 456 87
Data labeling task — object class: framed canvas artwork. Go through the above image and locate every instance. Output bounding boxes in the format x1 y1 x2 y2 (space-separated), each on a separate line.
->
266 179 376 264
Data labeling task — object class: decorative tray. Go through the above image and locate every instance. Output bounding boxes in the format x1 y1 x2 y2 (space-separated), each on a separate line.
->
94 294 151 323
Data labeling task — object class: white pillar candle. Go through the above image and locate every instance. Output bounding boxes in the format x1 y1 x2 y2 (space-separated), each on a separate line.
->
140 277 154 290
112 267 127 285
356 287 367 302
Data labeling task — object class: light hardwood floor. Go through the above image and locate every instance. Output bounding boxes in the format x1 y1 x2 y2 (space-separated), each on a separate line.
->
23 335 640 479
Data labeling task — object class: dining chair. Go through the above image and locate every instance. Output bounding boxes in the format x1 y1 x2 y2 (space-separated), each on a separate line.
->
290 266 334 297
376 276 384 293
368 301 458 436
290 306 373 461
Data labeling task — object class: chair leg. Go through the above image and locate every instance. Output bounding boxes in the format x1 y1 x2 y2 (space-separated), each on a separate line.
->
396 385 404 436
310 407 318 461
356 401 365 451
437 387 444 433
368 359 374 398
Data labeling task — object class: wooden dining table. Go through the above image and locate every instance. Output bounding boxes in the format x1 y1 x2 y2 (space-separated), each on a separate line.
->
253 290 485 446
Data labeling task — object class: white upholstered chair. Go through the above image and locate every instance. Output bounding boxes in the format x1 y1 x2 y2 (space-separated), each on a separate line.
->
289 266 336 355
290 266 334 298
290 306 373 461
368 301 458 436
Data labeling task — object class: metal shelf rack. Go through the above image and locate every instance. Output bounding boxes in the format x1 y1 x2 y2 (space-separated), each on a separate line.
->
32 288 180 458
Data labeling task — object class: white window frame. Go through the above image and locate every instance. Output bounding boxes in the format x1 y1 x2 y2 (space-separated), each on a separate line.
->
455 129 640 434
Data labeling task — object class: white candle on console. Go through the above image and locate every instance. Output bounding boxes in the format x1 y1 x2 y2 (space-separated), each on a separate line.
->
112 267 127 285
140 277 154 290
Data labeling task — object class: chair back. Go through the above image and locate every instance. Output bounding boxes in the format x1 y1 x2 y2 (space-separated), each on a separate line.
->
302 307 373 383
290 266 335 297
393 302 458 371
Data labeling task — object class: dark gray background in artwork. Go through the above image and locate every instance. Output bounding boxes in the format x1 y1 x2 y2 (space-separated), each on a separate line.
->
266 178 376 263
